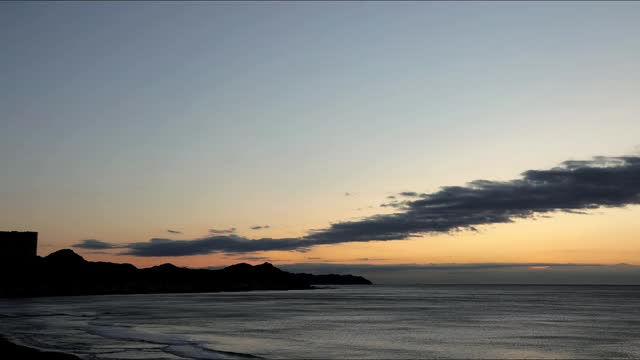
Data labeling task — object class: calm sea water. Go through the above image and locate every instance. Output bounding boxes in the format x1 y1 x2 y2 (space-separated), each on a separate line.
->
1 285 640 359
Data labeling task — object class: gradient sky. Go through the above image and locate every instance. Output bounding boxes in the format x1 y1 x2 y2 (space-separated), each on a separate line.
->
2 2 640 279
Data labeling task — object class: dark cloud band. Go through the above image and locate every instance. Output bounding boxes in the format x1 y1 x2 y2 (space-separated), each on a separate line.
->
73 155 640 256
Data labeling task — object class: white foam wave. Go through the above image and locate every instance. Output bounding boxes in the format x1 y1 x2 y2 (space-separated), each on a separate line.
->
88 325 260 359
89 324 190 345
165 345 261 360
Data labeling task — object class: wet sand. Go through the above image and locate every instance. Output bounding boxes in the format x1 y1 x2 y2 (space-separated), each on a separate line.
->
0 336 80 359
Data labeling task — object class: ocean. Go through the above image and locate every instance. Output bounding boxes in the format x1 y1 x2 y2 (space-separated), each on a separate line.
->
1 285 640 359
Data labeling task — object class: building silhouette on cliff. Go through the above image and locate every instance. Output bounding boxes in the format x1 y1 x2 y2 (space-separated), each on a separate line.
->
0 231 38 261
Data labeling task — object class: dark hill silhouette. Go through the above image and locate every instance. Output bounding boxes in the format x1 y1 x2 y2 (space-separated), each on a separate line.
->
44 249 85 265
0 249 371 298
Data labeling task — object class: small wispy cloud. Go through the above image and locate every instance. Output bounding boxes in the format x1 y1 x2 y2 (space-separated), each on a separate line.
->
209 228 236 235
73 239 119 250
355 257 388 262
167 229 182 234
235 256 272 262
249 225 271 230
398 191 422 197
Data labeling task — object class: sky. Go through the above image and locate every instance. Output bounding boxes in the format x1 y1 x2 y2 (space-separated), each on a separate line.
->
2 2 640 283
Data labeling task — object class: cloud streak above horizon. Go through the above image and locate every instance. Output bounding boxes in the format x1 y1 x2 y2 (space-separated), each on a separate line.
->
72 155 640 257
250 225 271 230
209 228 236 235
73 239 119 250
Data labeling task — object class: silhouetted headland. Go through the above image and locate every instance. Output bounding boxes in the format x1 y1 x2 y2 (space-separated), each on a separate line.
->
0 231 37 260
0 249 371 298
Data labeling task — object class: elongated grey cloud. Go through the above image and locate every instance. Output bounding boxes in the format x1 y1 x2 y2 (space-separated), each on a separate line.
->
250 225 270 230
73 239 119 250
72 155 640 257
167 229 182 234
209 228 236 235
235 256 272 262
399 191 422 197
355 257 388 262
121 235 309 256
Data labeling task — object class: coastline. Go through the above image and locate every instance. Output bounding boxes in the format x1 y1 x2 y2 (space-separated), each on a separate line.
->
0 335 80 360
1 250 370 298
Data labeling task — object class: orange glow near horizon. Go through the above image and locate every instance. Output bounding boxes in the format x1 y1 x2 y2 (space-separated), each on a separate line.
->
60 205 640 269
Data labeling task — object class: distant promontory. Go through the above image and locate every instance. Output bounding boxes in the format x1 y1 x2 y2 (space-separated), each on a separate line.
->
0 249 371 298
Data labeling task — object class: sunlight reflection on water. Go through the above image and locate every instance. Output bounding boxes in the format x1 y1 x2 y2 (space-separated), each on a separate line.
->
2 285 640 359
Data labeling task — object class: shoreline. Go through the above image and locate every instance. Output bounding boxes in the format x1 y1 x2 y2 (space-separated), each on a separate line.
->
0 335 80 360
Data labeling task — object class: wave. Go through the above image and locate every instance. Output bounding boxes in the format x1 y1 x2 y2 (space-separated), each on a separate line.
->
165 345 263 360
88 324 261 359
